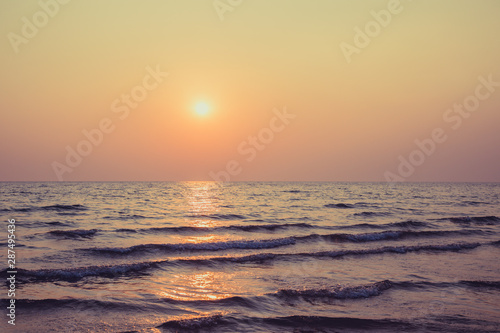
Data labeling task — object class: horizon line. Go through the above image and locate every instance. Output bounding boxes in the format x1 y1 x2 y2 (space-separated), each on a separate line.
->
1 180 499 184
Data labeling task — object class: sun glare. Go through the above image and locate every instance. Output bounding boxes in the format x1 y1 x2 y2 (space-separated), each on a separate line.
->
194 102 210 116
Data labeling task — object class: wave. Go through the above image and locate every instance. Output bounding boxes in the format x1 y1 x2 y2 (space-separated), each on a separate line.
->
86 237 296 255
48 229 99 239
26 221 75 228
389 220 431 228
0 298 142 312
336 223 385 229
274 280 392 300
157 314 415 331
89 229 484 256
353 211 391 217
186 213 247 220
41 223 447 240
262 315 411 330
393 279 500 291
0 204 88 213
460 280 500 289
283 190 305 193
115 228 138 233
158 314 226 330
324 202 382 209
104 214 150 220
307 230 399 242
46 221 72 226
8 242 487 284
176 241 483 266
155 311 500 333
244 242 479 263
309 242 482 257
0 207 31 212
119 222 316 234
336 220 431 230
128 220 432 235
159 281 393 306
439 216 500 225
300 229 484 243
2 261 160 283
220 223 314 232
324 203 354 209
41 204 87 211
456 201 491 207
130 282 394 310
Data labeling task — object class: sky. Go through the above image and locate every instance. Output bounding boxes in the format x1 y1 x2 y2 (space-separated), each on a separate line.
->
1 0 499 182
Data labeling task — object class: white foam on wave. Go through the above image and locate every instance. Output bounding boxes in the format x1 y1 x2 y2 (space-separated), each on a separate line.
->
346 231 401 242
275 280 392 299
14 261 159 282
90 237 297 255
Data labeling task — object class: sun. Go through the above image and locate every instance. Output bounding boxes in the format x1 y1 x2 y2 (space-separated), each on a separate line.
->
194 102 210 116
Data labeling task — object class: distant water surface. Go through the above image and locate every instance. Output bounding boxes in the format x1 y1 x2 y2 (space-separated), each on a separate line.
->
1 182 499 332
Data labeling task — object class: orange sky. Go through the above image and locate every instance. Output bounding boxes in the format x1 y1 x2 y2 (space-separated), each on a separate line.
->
1 0 499 181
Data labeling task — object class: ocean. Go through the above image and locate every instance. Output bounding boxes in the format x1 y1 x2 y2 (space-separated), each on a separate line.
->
1 182 499 332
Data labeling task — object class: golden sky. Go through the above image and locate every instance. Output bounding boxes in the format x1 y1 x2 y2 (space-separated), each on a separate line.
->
1 0 499 181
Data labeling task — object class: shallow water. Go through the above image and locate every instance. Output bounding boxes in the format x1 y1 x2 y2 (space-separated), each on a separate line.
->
1 182 499 332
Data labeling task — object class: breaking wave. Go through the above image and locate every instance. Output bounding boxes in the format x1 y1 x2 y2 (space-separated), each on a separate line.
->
185 213 247 220
0 204 88 213
48 229 99 239
442 216 500 225
353 211 391 217
274 280 392 300
87 229 483 256
3 262 159 283
132 222 316 234
6 242 488 285
324 203 355 209
86 237 296 255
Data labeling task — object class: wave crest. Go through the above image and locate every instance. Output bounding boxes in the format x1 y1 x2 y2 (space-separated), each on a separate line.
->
441 216 500 225
158 314 225 330
87 237 296 255
4 262 158 283
186 213 247 220
324 203 354 209
48 229 98 238
275 280 392 300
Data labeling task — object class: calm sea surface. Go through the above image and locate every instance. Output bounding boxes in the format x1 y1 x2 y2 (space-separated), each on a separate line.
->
1 182 499 332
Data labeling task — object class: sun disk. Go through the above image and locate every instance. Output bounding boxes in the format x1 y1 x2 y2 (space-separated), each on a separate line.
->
195 102 210 116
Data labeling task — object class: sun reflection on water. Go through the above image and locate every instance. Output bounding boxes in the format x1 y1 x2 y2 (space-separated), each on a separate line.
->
179 234 243 244
159 272 236 301
184 182 222 228
160 184 240 302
